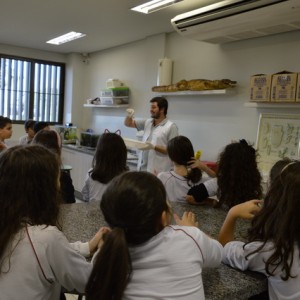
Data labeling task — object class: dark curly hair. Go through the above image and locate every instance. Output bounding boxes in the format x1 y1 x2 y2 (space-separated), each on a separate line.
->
216 139 262 208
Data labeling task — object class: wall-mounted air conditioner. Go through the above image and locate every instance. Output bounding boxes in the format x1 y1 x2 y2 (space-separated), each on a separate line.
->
171 0 300 43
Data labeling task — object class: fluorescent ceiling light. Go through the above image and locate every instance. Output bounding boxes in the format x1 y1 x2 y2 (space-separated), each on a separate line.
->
131 0 183 14
47 31 86 45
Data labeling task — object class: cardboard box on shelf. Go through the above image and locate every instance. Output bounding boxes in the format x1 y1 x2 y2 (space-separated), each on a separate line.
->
250 74 271 101
271 71 298 102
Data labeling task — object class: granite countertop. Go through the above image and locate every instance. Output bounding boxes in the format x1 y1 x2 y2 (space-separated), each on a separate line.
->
59 201 267 300
62 144 138 160
62 144 96 156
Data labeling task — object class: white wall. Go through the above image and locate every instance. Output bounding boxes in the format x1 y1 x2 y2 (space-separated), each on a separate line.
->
78 30 300 161
2 31 300 161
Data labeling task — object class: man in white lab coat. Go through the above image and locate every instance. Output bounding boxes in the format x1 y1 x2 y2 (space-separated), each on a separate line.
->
124 97 178 174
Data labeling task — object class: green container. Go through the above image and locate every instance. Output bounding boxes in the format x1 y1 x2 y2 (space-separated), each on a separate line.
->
100 87 129 97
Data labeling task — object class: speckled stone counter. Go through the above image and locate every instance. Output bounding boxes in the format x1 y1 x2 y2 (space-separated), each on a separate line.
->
59 201 267 300
62 144 138 161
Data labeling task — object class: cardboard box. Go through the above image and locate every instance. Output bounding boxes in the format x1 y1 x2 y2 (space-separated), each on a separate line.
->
271 71 297 102
250 74 271 101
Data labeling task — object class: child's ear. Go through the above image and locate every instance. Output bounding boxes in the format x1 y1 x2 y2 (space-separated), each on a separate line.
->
161 210 171 227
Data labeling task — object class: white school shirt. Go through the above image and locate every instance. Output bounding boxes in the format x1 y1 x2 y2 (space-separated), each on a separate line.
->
81 168 108 202
136 118 178 174
0 225 92 300
19 135 31 145
223 240 300 300
124 225 223 300
157 170 209 202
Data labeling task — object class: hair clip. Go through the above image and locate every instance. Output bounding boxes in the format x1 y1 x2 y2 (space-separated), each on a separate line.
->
104 129 121 135
280 161 297 174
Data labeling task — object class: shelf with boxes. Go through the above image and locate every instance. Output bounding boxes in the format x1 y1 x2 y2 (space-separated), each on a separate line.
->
84 86 129 108
244 102 300 108
248 71 300 108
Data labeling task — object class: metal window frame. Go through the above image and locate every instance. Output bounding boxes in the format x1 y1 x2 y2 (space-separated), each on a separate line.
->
0 53 65 124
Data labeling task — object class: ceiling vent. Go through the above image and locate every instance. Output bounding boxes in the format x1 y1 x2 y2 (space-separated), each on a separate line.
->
171 0 300 43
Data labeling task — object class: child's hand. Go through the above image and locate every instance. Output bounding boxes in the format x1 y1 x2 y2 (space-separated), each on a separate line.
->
186 195 199 205
188 158 216 178
188 158 204 169
174 211 199 227
89 227 111 255
229 199 263 220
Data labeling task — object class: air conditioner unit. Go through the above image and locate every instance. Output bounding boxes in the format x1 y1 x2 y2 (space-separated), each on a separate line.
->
171 0 300 43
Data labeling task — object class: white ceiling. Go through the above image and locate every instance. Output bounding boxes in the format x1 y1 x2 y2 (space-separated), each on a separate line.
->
0 0 218 54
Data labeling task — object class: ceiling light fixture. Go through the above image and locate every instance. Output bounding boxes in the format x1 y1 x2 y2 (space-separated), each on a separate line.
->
131 0 183 14
46 31 86 45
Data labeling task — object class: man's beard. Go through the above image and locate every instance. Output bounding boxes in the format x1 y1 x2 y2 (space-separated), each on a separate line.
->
151 112 160 119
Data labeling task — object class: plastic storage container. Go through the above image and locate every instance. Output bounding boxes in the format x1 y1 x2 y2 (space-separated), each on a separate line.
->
80 132 100 148
100 97 129 105
100 87 129 97
54 125 77 144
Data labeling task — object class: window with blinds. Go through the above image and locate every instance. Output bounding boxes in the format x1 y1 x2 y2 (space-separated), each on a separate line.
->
0 54 65 123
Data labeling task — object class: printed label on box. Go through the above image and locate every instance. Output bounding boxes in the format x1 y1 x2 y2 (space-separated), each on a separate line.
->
250 74 271 101
271 73 297 102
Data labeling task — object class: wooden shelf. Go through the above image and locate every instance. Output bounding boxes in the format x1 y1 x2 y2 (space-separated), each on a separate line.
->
83 104 129 108
244 102 300 108
154 89 235 96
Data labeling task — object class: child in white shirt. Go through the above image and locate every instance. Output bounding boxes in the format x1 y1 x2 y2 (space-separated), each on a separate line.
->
219 160 300 300
86 171 223 300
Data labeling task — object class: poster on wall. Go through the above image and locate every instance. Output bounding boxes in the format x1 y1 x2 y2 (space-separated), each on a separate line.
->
256 113 300 176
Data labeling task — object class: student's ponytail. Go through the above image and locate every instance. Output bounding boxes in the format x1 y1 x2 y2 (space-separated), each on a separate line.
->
86 171 168 299
85 227 131 300
167 136 202 185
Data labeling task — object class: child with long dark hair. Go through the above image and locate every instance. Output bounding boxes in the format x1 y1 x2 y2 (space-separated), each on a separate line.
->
32 129 75 203
219 160 300 300
86 171 223 300
81 132 128 202
0 145 106 299
187 139 262 208
157 135 215 203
